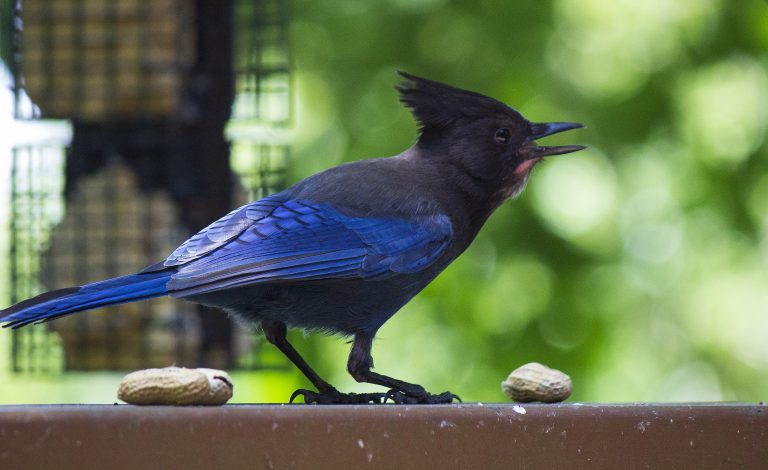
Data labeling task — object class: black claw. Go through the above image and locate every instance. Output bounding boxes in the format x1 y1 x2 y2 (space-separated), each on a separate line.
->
289 388 313 403
383 389 400 403
438 392 462 403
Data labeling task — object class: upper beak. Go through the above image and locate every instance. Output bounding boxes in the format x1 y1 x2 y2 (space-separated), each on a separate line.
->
527 122 586 157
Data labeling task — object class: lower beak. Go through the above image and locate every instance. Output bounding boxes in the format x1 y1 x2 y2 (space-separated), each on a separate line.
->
527 122 586 157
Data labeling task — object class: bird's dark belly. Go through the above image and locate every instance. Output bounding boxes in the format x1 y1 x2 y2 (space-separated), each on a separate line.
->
183 275 429 335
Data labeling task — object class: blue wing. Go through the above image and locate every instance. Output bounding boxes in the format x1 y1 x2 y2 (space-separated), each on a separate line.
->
164 196 453 297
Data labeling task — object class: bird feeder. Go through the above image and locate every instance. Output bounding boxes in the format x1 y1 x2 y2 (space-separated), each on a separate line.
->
6 0 291 373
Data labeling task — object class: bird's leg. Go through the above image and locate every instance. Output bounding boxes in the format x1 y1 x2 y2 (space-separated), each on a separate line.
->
347 331 460 404
260 320 387 404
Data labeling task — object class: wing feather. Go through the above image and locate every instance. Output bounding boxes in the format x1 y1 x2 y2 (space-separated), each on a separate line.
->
164 197 453 296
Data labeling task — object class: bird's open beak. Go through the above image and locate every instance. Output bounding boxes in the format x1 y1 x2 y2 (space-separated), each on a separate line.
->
527 122 585 157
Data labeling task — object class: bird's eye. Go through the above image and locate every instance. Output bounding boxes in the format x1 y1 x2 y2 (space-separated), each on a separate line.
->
494 128 511 144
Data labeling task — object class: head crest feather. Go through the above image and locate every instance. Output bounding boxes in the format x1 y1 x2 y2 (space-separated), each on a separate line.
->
396 71 520 135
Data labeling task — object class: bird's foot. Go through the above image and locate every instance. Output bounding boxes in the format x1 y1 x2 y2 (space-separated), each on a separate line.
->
384 387 461 404
289 384 460 405
290 388 388 404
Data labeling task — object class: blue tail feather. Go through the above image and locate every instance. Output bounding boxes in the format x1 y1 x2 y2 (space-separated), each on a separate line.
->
0 270 173 328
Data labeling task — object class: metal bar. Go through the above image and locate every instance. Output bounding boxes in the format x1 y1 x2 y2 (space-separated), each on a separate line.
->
9 148 20 372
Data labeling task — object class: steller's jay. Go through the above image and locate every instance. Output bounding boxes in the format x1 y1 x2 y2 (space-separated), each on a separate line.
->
1 73 584 404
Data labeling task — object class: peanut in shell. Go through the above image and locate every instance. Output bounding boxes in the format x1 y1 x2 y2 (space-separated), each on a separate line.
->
118 367 233 405
501 362 572 403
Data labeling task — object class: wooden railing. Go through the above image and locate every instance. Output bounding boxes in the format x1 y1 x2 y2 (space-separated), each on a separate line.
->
1 403 765 469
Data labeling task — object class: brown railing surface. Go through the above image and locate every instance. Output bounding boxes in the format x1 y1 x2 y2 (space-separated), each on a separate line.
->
0 403 765 469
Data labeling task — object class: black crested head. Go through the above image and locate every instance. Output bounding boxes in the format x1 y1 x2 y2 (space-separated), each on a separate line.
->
396 72 585 204
396 71 523 135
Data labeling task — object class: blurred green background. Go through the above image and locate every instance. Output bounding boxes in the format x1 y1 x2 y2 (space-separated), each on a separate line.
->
1 0 767 404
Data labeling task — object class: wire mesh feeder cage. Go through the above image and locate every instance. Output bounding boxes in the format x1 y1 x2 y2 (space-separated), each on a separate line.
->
17 0 197 121
6 0 292 373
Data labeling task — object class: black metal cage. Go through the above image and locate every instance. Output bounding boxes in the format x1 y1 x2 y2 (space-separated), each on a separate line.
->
5 0 291 373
